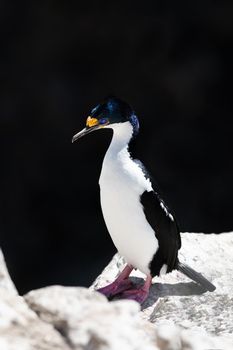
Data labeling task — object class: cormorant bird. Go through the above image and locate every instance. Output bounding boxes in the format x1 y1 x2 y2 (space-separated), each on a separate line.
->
72 96 215 303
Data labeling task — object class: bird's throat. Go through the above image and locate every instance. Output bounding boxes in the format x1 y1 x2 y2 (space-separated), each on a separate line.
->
106 122 134 157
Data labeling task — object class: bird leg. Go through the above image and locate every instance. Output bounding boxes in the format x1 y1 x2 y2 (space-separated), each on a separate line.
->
96 264 134 298
119 274 152 304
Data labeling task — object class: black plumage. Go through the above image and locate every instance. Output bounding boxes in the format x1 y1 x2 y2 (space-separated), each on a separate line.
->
141 190 180 275
139 162 215 292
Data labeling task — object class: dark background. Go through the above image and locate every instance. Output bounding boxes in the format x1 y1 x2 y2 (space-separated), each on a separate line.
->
0 1 232 294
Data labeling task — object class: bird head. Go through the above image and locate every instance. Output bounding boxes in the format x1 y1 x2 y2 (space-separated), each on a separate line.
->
72 96 139 142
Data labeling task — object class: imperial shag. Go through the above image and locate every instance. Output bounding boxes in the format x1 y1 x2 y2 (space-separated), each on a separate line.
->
72 96 216 303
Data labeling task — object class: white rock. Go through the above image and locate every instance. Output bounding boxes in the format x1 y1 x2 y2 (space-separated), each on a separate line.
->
0 249 70 350
25 286 158 350
0 289 70 350
0 249 18 296
155 323 182 350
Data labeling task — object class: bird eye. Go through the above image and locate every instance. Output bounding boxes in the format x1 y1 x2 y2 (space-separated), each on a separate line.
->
99 118 108 125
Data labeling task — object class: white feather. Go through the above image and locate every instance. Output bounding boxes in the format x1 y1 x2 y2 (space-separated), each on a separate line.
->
99 122 158 275
160 264 168 275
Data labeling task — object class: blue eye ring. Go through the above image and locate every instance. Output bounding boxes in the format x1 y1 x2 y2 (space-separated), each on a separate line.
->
99 118 108 125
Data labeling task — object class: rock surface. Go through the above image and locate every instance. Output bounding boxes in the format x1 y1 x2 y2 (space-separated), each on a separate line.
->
0 249 18 296
92 232 233 347
25 286 157 350
0 250 70 350
1 232 233 349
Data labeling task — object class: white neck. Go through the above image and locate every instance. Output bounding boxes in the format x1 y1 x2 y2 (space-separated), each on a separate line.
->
99 119 152 193
105 121 133 157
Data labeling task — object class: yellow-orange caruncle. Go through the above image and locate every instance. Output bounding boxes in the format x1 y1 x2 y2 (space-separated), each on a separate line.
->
86 116 99 127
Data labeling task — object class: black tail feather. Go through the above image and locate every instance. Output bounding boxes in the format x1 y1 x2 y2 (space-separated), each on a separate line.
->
177 261 216 292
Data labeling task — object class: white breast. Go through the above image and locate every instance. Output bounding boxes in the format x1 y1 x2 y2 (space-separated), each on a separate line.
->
99 124 158 275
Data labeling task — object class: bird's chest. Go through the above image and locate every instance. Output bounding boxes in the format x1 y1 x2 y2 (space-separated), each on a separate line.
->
99 164 142 229
99 158 158 273
99 158 144 226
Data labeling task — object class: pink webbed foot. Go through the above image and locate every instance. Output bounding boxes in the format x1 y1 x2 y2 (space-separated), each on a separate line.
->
96 264 134 299
97 278 133 298
119 275 152 304
119 287 149 304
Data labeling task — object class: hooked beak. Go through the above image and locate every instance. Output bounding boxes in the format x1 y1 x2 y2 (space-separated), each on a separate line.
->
72 125 100 143
72 116 100 143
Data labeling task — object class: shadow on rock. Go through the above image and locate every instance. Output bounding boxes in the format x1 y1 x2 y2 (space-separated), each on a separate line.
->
111 276 206 309
143 280 206 309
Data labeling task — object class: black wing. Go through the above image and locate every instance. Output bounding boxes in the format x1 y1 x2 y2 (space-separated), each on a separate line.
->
140 189 181 275
135 160 216 290
134 158 181 274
